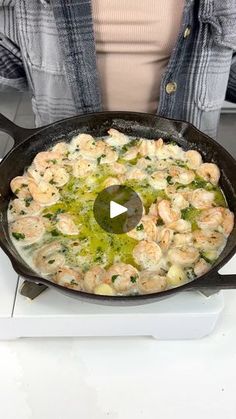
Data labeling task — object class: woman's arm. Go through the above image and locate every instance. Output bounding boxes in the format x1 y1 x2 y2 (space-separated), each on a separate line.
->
226 53 236 103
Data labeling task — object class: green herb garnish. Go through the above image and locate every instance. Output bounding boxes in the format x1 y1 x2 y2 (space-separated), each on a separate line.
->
48 259 55 264
130 275 138 283
136 223 144 231
12 232 25 240
111 275 119 283
51 229 60 236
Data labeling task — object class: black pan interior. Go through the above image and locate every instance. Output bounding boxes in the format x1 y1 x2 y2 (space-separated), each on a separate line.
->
0 112 235 301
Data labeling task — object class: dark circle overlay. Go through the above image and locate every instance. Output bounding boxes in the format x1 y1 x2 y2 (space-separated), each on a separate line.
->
93 185 143 234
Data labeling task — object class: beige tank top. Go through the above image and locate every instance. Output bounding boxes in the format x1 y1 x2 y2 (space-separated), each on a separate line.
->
92 0 185 113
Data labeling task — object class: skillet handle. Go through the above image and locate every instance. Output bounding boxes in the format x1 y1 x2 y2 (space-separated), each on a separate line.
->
0 113 42 146
188 271 236 291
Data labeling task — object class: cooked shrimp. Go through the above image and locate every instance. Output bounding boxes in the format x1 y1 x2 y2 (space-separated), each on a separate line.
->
111 162 126 175
139 139 157 157
149 171 167 190
185 150 202 169
193 230 225 251
168 246 199 267
73 134 105 160
123 147 139 161
8 198 42 220
69 133 94 152
157 200 180 224
10 176 31 199
43 166 69 187
52 142 68 156
171 193 189 210
138 270 167 294
133 240 162 269
136 157 152 170
157 227 174 251
127 216 158 241
189 189 215 209
103 177 120 188
169 166 195 185
197 208 223 230
220 208 234 237
28 180 60 206
125 168 146 181
72 158 96 178
56 213 79 235
84 266 107 293
194 258 210 277
10 216 45 245
99 146 118 164
148 202 158 220
197 163 220 185
168 219 192 233
173 233 193 247
54 267 83 290
106 128 129 146
33 151 62 172
34 241 65 274
106 263 139 293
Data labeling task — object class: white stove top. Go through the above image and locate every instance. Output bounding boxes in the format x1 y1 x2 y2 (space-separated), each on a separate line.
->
0 248 235 340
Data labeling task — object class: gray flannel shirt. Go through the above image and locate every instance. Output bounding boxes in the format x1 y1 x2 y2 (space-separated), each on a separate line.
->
0 0 236 138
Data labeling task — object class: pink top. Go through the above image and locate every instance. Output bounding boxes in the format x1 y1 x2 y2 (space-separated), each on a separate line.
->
92 0 185 113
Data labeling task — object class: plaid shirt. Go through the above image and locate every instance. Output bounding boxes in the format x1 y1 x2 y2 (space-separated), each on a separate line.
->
0 0 236 138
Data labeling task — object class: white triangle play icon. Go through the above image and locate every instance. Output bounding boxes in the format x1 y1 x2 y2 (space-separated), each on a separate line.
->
110 201 127 219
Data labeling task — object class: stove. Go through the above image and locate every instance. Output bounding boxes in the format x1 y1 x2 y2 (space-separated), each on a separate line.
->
0 248 234 341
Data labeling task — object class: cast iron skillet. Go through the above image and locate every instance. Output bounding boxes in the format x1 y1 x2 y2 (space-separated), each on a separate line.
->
0 111 236 305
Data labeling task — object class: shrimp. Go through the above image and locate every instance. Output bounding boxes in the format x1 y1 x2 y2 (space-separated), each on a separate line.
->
8 198 42 220
33 151 62 172
185 150 202 169
194 258 211 277
173 233 193 247
197 208 223 230
106 128 129 147
56 213 79 235
193 230 225 251
148 202 159 220
122 147 139 161
133 240 162 269
84 266 107 293
99 146 118 164
136 157 152 170
168 219 192 233
171 193 189 210
103 177 121 188
189 189 215 209
157 200 180 224
106 263 139 293
54 267 83 290
197 163 220 185
43 166 69 187
10 216 45 245
168 246 199 267
127 216 158 241
72 158 96 178
34 241 65 274
10 176 31 199
149 172 167 190
138 270 167 294
73 134 105 160
139 139 157 157
220 208 234 237
111 162 126 175
169 166 195 185
125 168 146 181
28 180 60 206
52 142 68 156
157 227 174 251
69 133 94 152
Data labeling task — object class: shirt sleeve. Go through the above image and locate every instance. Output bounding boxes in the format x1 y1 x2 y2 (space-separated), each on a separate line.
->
226 53 236 103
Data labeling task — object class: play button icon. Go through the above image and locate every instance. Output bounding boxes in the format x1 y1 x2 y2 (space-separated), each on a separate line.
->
110 201 127 219
93 185 143 234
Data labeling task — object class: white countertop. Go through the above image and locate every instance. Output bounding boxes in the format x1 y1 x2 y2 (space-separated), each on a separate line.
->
0 290 235 419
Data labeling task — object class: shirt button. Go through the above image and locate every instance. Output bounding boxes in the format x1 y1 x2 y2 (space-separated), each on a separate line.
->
166 82 177 94
184 26 191 38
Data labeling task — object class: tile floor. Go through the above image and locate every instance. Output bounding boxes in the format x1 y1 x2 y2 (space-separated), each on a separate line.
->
0 91 235 157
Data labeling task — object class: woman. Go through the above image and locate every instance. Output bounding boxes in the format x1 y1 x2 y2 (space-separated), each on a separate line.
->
0 0 236 138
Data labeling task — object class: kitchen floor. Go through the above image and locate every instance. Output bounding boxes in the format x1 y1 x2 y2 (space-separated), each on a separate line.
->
0 90 235 157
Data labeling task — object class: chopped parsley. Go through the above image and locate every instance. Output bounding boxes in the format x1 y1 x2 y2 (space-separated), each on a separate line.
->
166 175 173 184
48 259 55 264
97 154 106 165
70 279 78 285
24 197 33 207
12 232 25 240
43 213 53 219
51 229 60 236
145 156 151 160
14 188 20 195
136 223 144 231
130 275 138 283
111 275 119 283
